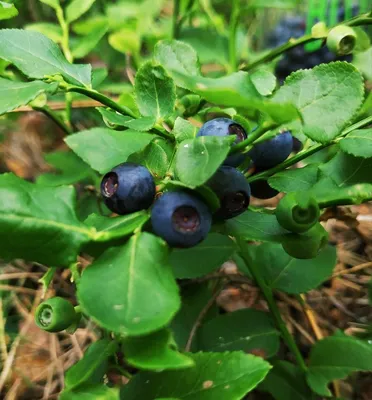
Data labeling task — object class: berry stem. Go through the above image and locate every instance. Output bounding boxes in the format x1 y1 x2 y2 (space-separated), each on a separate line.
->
238 240 308 373
229 121 279 154
241 34 315 72
172 0 181 39
32 105 72 135
66 86 137 118
228 0 240 73
247 115 372 183
241 13 372 72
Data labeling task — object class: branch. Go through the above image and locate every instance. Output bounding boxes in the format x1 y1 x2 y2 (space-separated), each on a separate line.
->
33 105 72 135
247 115 372 183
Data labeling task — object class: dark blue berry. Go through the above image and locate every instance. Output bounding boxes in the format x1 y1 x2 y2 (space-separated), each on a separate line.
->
267 11 356 81
207 166 250 219
151 191 212 248
250 179 279 200
249 131 293 169
197 118 247 167
101 163 155 215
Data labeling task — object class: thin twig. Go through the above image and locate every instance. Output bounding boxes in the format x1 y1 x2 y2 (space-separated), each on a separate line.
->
0 290 42 394
331 261 372 278
12 100 105 112
0 272 42 281
285 314 315 344
0 299 8 364
299 295 324 340
184 287 222 352
0 285 36 295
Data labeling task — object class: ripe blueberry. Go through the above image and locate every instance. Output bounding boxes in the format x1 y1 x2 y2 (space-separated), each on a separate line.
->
197 118 247 167
267 14 354 81
151 191 212 248
248 131 293 169
101 162 155 215
250 179 279 200
207 166 250 219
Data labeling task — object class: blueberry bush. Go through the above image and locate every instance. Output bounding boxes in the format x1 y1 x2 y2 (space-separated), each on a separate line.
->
1 0 372 399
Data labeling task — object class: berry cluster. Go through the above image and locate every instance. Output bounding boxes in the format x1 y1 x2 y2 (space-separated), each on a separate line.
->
267 10 355 81
249 130 293 199
100 118 293 248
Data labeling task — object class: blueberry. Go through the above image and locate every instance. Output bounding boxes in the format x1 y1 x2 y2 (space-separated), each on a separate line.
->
151 191 212 248
101 162 155 215
207 166 250 219
292 137 303 152
249 131 293 169
268 11 356 81
250 179 279 200
197 118 247 167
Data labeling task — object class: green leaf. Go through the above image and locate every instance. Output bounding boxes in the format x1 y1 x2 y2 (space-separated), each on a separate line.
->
154 40 200 89
123 329 194 371
77 192 109 221
66 0 96 24
226 209 289 243
25 23 63 43
84 212 150 242
258 361 314 400
307 335 372 396
128 138 174 179
72 15 108 35
0 78 58 115
0 2 18 20
170 283 218 351
170 70 299 124
353 48 372 80
120 351 271 400
60 384 119 400
273 62 364 143
65 127 153 174
36 150 94 186
65 339 117 390
339 129 372 158
244 242 336 294
163 180 221 213
0 174 93 266
320 150 372 186
169 233 236 279
108 28 141 55
135 62 176 120
98 108 156 132
72 23 108 59
175 135 234 188
311 178 372 207
250 69 277 96
179 27 228 65
198 309 280 358
78 232 180 336
173 117 197 143
268 165 320 193
39 0 60 9
0 29 91 87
